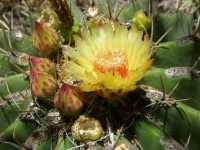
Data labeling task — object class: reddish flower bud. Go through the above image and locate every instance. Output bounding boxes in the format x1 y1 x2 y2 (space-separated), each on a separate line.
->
54 84 83 117
30 69 57 102
30 56 56 77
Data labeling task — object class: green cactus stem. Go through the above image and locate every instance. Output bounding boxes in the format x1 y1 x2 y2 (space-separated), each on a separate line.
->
0 74 29 97
0 119 36 144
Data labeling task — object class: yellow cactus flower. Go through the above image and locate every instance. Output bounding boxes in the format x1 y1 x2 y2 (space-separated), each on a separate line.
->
61 22 153 98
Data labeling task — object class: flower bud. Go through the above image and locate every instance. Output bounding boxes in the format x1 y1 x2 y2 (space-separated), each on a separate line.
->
54 84 83 117
30 56 56 77
32 21 59 56
37 8 61 30
132 10 151 31
71 115 104 142
30 69 57 101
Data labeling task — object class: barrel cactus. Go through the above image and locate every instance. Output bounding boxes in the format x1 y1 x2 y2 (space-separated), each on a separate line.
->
0 0 200 149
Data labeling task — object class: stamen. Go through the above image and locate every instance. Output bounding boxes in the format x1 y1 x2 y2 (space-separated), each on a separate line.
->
94 51 128 78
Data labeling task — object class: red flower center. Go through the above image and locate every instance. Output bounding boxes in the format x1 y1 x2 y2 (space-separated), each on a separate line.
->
94 51 128 78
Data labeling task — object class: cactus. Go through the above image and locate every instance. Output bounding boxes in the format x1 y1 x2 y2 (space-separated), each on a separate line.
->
0 0 200 150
